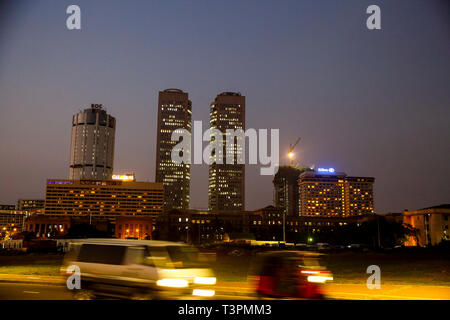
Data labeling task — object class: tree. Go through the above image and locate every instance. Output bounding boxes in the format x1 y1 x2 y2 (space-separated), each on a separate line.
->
65 224 111 239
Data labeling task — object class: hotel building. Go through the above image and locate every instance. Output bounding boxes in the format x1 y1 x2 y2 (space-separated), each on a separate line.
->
155 89 192 211
299 169 374 217
69 104 116 180
208 92 246 211
43 179 164 219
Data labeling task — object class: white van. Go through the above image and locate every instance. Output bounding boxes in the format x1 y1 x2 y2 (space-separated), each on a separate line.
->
61 239 216 299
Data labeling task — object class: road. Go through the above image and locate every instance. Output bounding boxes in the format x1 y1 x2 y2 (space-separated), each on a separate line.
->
0 282 251 300
0 281 449 300
0 283 72 300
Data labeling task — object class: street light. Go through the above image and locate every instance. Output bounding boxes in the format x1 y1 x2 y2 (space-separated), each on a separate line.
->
288 152 294 166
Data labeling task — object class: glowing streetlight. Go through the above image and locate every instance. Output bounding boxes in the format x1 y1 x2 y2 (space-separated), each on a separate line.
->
288 137 301 166
288 152 294 162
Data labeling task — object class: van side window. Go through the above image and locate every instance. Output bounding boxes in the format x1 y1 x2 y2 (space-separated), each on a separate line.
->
77 244 126 265
145 247 172 268
124 246 145 265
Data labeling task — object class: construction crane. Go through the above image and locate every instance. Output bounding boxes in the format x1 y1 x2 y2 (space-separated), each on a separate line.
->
288 137 301 166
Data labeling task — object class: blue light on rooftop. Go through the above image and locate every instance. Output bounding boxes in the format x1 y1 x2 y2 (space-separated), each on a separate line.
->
317 168 335 173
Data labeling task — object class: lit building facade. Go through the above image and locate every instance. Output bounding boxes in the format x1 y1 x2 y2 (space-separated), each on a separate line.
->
0 204 16 210
44 179 164 219
24 215 113 238
403 204 450 246
154 206 366 244
299 169 374 217
0 210 29 234
115 216 154 240
18 199 45 212
155 89 192 211
208 92 245 211
69 104 116 180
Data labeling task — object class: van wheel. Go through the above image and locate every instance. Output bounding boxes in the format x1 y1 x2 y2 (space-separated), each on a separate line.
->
73 289 96 300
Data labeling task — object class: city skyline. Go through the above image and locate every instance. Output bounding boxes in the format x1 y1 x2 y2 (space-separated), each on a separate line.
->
0 0 449 213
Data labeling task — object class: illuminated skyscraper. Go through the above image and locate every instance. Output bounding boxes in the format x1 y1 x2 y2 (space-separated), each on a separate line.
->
208 92 245 211
69 104 116 180
155 89 192 211
298 169 374 217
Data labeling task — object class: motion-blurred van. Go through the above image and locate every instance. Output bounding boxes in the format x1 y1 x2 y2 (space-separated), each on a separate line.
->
61 239 216 299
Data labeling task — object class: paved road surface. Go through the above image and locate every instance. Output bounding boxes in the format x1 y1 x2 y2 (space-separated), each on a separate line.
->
0 281 449 300
0 283 73 300
0 282 250 300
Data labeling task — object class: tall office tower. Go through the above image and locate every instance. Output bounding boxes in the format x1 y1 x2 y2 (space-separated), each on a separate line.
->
208 92 245 211
69 104 116 180
298 169 375 217
155 89 192 211
273 166 312 217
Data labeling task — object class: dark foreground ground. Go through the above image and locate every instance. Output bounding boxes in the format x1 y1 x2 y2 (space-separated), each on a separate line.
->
212 246 450 286
1 247 449 285
0 246 449 300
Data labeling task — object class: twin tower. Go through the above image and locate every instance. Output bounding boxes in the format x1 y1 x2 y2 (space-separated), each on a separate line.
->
69 90 246 213
156 89 246 212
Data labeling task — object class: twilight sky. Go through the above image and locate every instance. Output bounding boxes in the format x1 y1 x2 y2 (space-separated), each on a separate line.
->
0 0 449 213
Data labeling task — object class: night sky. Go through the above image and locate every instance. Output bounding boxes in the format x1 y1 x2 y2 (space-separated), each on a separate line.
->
0 0 448 213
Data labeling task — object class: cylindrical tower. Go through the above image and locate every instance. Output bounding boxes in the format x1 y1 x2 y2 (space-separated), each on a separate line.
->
69 104 116 180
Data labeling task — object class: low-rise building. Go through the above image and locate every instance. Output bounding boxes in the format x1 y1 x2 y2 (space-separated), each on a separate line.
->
24 214 114 238
0 204 16 210
0 210 30 237
403 204 450 246
18 199 45 212
115 216 153 240
154 206 368 244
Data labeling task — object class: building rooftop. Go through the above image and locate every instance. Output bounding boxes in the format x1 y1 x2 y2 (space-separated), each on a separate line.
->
163 88 185 93
420 204 450 210
219 92 241 96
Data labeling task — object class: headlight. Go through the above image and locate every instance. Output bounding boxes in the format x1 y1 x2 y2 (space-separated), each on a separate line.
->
156 279 189 288
307 275 334 283
194 277 216 285
193 289 215 297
